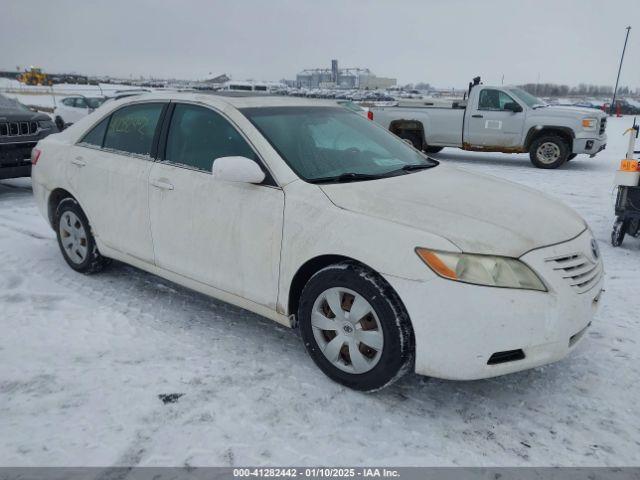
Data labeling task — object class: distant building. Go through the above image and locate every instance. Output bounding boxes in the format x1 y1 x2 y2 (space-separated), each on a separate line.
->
296 60 396 89
203 73 230 86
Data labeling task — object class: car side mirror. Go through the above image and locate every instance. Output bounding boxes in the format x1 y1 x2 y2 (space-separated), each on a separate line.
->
211 156 266 184
503 102 522 113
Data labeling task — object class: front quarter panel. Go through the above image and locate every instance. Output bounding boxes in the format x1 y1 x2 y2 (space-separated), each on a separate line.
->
278 180 460 315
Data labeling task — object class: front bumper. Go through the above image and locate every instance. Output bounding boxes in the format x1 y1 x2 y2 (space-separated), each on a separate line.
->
572 135 606 156
0 143 35 179
384 230 603 380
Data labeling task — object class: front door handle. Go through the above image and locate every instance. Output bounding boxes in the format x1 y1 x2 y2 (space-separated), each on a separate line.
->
71 156 86 167
151 179 174 191
471 114 483 118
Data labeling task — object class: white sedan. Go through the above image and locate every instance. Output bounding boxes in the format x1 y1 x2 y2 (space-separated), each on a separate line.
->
53 95 106 130
31 93 604 390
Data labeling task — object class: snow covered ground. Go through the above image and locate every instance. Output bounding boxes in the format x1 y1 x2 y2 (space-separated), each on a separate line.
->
0 117 638 467
0 78 149 110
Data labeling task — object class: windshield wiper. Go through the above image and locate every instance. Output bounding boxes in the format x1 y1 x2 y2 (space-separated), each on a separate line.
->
307 172 385 184
383 162 438 176
399 163 437 172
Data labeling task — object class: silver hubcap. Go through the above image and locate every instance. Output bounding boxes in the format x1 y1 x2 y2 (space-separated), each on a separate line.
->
59 211 88 265
536 142 561 164
311 287 384 374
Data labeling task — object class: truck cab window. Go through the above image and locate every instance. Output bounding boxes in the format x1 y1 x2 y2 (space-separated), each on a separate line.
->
478 89 518 111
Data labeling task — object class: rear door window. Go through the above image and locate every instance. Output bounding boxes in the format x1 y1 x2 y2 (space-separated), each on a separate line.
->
103 103 164 156
79 117 110 147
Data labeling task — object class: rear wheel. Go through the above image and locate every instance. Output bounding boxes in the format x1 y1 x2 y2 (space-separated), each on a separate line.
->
529 135 569 169
298 262 414 391
54 198 109 273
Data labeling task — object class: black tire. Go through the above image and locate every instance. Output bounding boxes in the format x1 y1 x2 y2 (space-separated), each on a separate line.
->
529 135 569 169
611 217 627 247
566 153 578 161
55 116 65 131
298 262 414 391
54 197 110 273
424 146 444 153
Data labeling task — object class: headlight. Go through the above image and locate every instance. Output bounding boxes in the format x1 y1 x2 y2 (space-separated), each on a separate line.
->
415 248 547 291
38 120 54 129
581 118 597 131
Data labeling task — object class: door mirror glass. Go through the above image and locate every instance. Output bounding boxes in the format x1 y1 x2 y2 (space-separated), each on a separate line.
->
212 156 266 184
503 102 522 113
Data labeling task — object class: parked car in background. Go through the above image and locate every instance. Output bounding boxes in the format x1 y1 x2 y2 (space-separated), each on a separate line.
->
370 79 608 168
53 96 107 130
0 94 57 180
32 92 602 390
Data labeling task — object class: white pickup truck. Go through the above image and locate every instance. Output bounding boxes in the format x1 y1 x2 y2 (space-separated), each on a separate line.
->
370 82 608 168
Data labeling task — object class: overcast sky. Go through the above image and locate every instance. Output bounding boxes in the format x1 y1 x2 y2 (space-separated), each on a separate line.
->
2 0 638 89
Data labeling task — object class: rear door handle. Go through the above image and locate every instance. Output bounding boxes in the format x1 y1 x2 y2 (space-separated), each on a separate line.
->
471 114 483 118
71 156 86 167
151 179 174 191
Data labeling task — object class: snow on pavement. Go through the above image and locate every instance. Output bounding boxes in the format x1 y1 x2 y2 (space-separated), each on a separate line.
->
0 117 638 466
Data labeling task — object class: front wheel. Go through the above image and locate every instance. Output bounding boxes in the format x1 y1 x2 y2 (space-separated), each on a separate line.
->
529 135 569 169
298 262 414 391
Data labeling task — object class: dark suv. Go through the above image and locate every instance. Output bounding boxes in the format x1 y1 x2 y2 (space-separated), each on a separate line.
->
1 94 58 180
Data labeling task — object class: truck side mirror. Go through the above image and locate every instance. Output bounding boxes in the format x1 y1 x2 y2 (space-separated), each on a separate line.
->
503 102 523 113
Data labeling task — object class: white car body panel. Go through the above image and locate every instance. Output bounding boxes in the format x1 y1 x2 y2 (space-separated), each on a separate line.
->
319 166 586 257
148 161 284 310
32 92 603 381
67 144 156 263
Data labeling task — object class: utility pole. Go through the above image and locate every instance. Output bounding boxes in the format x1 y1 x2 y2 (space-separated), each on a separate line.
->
610 26 631 115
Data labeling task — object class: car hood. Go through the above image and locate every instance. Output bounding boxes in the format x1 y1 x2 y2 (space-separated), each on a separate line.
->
0 107 50 122
319 166 586 257
536 105 606 118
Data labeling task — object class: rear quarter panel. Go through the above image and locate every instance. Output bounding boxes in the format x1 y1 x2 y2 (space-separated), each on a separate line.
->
372 107 464 146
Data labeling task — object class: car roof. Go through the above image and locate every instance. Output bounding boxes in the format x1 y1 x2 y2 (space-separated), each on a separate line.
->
119 91 340 109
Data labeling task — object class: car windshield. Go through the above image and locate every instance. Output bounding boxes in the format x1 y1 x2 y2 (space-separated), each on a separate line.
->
241 107 438 183
508 88 547 108
86 97 106 108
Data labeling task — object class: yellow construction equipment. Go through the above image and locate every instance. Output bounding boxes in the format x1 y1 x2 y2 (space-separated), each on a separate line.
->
18 66 52 86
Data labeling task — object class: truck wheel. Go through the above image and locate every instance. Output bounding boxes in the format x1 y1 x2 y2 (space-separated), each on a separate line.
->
424 146 444 153
611 217 627 247
54 198 110 273
566 153 577 161
529 135 569 169
297 262 414 391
